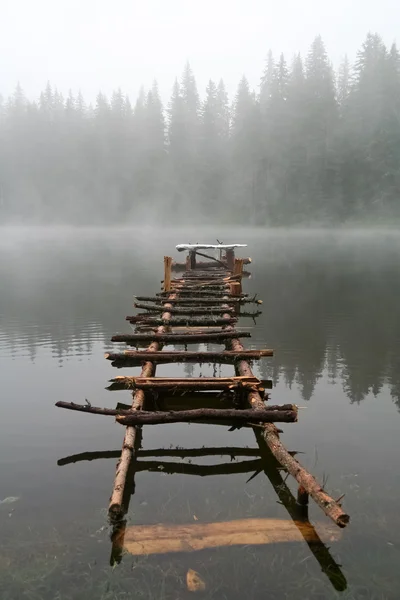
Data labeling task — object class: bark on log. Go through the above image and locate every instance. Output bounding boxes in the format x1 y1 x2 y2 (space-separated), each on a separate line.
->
156 291 249 297
105 349 273 364
111 331 251 344
135 296 261 305
116 408 297 426
134 303 235 315
55 402 297 424
108 375 262 391
127 316 237 327
224 330 350 528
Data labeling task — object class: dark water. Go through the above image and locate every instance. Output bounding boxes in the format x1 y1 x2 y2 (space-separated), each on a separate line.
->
1 227 400 600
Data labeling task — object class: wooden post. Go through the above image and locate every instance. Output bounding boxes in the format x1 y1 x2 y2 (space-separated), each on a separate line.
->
226 248 235 271
163 256 172 292
233 258 244 277
296 485 309 520
233 258 244 295
189 250 197 270
229 281 242 298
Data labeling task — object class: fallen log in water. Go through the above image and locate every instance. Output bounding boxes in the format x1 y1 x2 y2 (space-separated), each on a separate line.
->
111 331 250 344
55 402 297 424
105 349 273 364
127 316 237 327
114 517 341 556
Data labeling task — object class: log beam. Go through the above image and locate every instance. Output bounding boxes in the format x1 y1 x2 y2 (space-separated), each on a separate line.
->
111 331 251 344
105 349 273 364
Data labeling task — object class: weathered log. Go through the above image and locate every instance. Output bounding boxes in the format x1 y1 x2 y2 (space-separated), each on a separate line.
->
108 375 262 391
157 291 249 297
225 332 350 528
116 408 297 426
108 292 176 517
134 303 235 315
135 296 262 305
105 349 273 364
114 517 341 556
111 331 251 344
171 282 231 290
127 316 236 327
56 401 296 422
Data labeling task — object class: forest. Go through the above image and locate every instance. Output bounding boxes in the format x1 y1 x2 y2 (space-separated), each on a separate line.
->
0 32 399 225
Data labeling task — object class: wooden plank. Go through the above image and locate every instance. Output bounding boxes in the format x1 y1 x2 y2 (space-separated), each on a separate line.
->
116 518 342 556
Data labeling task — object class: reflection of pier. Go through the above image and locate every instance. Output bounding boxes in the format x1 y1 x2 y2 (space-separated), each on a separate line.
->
56 242 349 592
58 438 347 591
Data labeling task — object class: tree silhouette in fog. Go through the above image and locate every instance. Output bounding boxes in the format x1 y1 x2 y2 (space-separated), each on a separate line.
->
0 33 400 224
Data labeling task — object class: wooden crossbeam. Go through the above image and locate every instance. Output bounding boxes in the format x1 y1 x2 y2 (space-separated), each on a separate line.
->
105 350 273 364
108 375 262 391
111 331 251 344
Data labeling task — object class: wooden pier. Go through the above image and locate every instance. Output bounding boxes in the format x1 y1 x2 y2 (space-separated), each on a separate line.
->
56 242 349 591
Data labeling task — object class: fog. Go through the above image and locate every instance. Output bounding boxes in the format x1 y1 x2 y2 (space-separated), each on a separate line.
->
0 2 399 226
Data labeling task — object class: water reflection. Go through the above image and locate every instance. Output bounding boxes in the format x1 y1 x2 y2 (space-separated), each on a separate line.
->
1 229 400 408
58 441 347 592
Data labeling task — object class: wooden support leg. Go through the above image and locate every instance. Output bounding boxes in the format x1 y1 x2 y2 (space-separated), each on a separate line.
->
189 250 197 270
296 485 309 520
163 256 172 292
226 249 235 271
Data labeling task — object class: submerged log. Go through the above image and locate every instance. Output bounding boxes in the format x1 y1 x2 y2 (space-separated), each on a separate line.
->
111 331 251 344
105 350 273 364
115 517 341 556
127 316 237 327
55 402 297 424
134 302 235 315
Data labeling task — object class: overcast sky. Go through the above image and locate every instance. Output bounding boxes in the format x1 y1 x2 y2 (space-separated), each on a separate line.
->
1 0 398 105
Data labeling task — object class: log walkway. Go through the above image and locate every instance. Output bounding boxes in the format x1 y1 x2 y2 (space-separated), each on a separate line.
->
56 242 349 589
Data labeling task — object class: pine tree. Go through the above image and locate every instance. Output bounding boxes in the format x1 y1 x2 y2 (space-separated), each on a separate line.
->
260 50 274 112
216 79 230 140
303 36 338 219
337 55 350 111
231 76 262 221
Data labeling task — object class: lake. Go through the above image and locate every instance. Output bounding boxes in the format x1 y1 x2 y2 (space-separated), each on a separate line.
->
1 227 399 600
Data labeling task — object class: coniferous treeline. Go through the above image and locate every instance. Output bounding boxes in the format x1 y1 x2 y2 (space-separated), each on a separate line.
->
0 32 399 225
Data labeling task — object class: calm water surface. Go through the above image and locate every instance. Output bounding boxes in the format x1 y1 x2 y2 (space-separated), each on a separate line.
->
1 228 400 600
